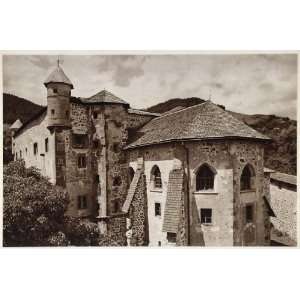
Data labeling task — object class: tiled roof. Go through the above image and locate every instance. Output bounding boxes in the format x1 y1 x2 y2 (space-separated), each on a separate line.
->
122 169 142 213
44 66 73 88
128 108 161 117
270 172 297 186
126 101 270 149
162 169 184 233
82 90 129 106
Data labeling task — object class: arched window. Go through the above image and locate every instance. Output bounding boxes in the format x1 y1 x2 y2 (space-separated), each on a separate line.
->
240 164 255 191
196 164 215 191
151 165 162 189
128 167 135 184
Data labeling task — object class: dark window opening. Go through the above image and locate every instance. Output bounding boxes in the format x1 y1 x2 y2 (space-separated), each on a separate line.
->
53 88 58 93
158 241 161 246
113 176 122 186
246 204 254 223
167 232 177 243
77 195 87 210
200 208 212 224
155 202 161 216
72 133 88 148
20 150 22 159
112 143 120 152
51 109 55 115
95 175 100 183
93 112 98 119
33 142 38 155
241 165 253 191
151 165 162 189
45 138 49 152
93 140 99 148
16 153 18 160
77 154 87 168
25 148 27 154
196 164 215 191
65 110 69 117
113 200 120 213
128 167 135 184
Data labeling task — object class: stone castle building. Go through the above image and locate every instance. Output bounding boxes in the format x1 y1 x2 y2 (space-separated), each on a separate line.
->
11 64 275 246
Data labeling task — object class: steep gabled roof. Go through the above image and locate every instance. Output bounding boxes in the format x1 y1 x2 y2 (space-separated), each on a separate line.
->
82 90 129 106
44 66 73 88
126 101 270 149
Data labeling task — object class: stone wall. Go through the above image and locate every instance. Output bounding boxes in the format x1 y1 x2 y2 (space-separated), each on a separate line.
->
229 141 266 246
270 180 297 243
128 173 149 246
127 140 269 246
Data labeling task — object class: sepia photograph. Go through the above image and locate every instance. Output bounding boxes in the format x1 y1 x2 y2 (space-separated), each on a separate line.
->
2 53 297 247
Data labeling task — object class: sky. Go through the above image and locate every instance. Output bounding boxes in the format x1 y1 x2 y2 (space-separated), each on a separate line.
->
3 54 298 119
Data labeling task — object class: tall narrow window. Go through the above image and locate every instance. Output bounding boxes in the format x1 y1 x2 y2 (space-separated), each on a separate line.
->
200 208 212 224
245 204 254 223
25 148 27 155
151 165 162 189
45 138 49 152
51 109 55 115
77 195 87 210
128 167 135 184
155 202 161 216
196 164 215 191
77 154 87 168
20 150 22 159
33 143 38 155
93 112 98 119
241 164 254 191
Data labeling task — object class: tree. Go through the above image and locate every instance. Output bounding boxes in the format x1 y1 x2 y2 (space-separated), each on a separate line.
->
3 160 101 246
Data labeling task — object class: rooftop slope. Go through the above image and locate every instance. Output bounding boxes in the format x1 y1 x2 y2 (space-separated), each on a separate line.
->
146 97 297 175
81 90 129 105
126 101 270 149
44 65 73 88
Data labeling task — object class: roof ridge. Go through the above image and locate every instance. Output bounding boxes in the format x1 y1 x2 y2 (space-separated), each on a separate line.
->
152 100 208 121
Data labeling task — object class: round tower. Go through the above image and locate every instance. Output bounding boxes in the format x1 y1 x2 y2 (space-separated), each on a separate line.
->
44 63 73 130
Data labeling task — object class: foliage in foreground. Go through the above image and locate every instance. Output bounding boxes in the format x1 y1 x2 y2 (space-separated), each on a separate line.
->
3 160 101 247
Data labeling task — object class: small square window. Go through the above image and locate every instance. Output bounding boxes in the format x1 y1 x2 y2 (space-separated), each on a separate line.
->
245 204 254 223
167 232 177 243
200 208 212 224
155 202 161 216
77 154 87 168
77 195 87 210
53 88 58 93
